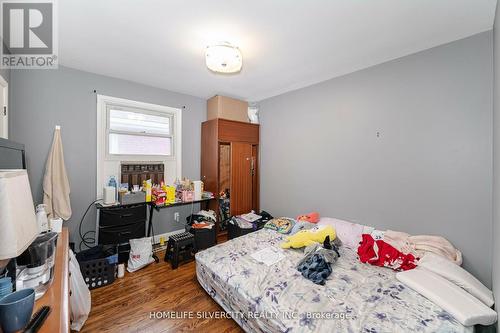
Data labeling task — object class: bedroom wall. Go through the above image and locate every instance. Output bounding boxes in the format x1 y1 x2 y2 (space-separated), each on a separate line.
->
492 1 500 316
9 66 205 248
259 31 493 287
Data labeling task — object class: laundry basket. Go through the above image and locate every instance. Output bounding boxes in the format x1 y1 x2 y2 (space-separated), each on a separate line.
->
78 257 115 290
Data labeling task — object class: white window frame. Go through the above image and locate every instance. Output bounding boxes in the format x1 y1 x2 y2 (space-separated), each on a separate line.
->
106 104 175 158
96 94 182 197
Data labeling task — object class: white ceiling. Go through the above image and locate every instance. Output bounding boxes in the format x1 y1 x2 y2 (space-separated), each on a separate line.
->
59 0 497 101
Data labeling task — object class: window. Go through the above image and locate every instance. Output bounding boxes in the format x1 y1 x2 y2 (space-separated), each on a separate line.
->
107 107 173 156
96 95 182 197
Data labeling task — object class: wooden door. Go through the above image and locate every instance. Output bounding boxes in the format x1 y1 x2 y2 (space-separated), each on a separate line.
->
230 142 253 215
252 145 259 212
201 120 218 193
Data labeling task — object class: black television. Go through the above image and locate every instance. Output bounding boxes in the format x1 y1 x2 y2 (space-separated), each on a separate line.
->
0 137 26 169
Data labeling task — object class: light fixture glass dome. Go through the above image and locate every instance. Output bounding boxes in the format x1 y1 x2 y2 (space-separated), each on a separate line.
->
205 42 242 74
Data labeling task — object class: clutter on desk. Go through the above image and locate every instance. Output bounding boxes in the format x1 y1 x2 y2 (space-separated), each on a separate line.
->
151 178 207 206
144 179 152 202
181 190 195 202
151 187 166 206
118 190 146 205
103 175 210 207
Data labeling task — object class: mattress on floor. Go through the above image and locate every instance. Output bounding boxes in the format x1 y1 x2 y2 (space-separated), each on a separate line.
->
195 228 472 333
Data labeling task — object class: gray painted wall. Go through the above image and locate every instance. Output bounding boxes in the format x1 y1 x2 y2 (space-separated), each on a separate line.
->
492 2 500 316
259 31 493 286
9 66 205 249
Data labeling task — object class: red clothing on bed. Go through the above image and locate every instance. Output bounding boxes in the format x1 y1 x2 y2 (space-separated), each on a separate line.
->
357 234 417 271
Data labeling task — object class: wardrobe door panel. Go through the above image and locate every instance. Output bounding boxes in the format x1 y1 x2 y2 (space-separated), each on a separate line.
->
252 144 259 212
201 120 218 193
230 142 253 215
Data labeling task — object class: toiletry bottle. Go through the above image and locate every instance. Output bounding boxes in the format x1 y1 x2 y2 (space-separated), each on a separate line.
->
108 176 117 201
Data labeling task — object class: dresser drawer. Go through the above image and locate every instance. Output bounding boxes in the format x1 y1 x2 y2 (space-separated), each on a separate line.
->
98 221 146 245
99 204 146 227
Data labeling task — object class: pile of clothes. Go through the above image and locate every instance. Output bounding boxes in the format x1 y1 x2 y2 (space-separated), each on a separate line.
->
357 234 417 271
297 236 341 285
186 210 216 229
230 211 273 230
357 229 462 271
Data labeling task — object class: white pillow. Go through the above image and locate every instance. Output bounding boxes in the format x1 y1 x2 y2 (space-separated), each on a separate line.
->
418 253 494 307
362 225 374 235
317 217 363 249
396 268 497 326
370 229 385 241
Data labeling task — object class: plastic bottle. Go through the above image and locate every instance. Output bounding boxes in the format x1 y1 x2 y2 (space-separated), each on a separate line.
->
108 176 118 200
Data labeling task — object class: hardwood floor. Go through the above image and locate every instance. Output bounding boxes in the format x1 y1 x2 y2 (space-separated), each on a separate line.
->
81 250 242 333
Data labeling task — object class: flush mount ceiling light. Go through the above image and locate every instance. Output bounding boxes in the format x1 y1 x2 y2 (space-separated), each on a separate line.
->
205 42 242 74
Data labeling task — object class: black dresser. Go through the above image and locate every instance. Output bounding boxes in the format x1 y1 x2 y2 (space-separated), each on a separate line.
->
96 203 147 262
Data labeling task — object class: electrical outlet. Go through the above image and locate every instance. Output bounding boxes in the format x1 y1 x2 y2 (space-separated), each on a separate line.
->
174 212 180 222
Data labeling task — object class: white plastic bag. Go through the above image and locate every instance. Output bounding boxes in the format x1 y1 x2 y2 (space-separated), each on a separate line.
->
127 237 154 272
69 249 91 331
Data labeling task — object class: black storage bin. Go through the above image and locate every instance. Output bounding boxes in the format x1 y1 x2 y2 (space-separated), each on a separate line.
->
78 258 115 290
227 212 271 240
228 222 255 240
186 226 216 250
76 246 116 290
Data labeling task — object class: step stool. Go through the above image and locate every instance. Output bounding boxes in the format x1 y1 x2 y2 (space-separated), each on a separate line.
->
164 232 196 269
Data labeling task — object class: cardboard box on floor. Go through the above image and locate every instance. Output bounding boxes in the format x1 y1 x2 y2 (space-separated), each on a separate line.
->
207 95 248 122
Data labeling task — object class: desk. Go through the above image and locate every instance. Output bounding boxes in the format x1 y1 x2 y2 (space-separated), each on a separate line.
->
146 198 215 238
33 227 70 333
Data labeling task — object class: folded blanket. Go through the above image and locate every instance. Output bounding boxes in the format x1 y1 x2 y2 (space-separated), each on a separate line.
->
384 230 462 265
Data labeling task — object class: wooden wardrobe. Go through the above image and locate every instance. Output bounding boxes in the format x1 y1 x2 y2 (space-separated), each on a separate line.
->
201 118 259 236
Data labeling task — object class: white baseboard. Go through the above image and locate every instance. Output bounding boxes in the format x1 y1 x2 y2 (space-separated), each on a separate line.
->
149 229 185 245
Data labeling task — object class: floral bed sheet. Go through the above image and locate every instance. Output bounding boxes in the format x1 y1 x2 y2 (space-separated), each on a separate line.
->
195 228 471 333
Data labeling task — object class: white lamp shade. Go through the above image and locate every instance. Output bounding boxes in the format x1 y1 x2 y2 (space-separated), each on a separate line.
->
0 170 38 260
205 42 242 73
